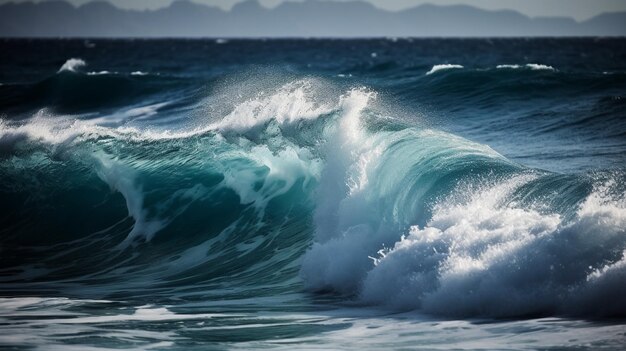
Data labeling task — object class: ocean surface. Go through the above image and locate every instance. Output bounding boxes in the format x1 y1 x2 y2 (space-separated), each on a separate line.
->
0 38 625 350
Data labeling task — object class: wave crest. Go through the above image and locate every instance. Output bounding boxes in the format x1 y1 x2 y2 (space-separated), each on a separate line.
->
58 58 86 73
426 64 464 75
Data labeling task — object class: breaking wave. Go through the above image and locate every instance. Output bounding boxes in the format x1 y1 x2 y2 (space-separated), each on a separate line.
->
1 78 625 318
58 58 86 73
426 64 464 75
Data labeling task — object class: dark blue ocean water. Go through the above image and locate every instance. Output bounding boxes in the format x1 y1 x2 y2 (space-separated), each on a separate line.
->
0 38 625 350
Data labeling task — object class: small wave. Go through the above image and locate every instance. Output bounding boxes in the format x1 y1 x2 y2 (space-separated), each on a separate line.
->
497 63 555 71
0 110 116 146
426 64 464 75
131 71 149 76
87 70 116 76
526 63 555 71
496 64 522 69
58 58 86 73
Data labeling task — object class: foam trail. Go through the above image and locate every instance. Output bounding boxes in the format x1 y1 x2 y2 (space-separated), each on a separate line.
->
94 153 166 243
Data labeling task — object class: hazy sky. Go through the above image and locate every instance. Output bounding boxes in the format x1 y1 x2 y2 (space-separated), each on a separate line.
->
3 0 626 20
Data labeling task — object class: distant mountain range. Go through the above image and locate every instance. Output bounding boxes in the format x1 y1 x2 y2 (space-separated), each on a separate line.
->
1 0 625 37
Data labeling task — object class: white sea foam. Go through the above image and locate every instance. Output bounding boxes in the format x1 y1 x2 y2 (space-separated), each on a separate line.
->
87 70 113 75
58 58 86 73
526 63 555 71
0 80 348 145
496 64 555 71
496 64 522 69
0 110 101 146
361 175 563 315
213 80 333 132
301 108 510 295
304 161 626 316
0 297 223 350
131 71 149 76
0 102 193 147
426 64 463 75
1 297 623 350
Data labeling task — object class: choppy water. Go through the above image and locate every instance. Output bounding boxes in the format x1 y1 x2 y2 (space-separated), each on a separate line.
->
0 38 625 350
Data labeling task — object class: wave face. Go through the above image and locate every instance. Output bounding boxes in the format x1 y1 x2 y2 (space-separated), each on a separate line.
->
1 38 626 348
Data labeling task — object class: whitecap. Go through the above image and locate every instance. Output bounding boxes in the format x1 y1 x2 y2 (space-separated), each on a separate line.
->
212 79 334 132
58 58 86 73
87 70 115 76
496 64 522 69
496 64 555 71
359 177 625 316
525 63 555 71
426 64 464 75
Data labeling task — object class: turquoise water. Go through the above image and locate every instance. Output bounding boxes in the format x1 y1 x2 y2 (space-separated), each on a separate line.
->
0 38 625 349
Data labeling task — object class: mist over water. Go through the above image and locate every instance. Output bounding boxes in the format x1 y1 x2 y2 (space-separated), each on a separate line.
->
0 38 625 350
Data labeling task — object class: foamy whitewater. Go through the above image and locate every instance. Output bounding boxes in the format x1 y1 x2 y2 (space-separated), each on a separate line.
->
1 38 625 350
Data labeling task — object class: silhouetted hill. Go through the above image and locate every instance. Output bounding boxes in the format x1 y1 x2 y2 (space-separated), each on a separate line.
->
1 0 625 37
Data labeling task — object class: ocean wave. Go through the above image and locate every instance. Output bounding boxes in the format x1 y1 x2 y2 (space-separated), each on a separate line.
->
58 58 86 73
496 64 522 69
1 78 625 318
3 67 168 113
212 79 335 133
359 176 625 317
497 63 556 71
426 64 464 75
526 63 555 71
87 70 116 76
298 100 626 317
424 63 556 75
58 58 152 78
